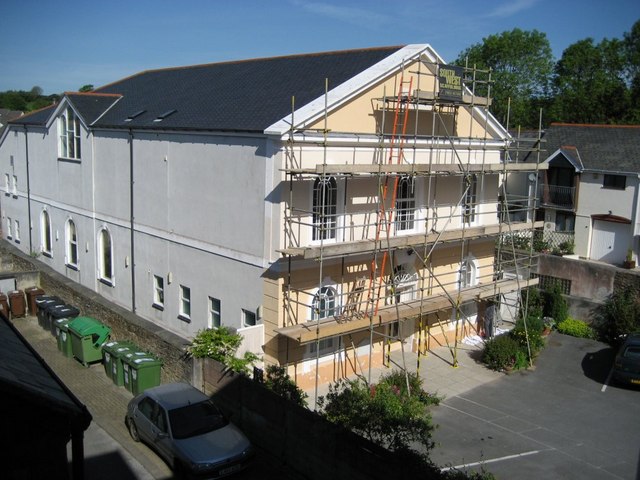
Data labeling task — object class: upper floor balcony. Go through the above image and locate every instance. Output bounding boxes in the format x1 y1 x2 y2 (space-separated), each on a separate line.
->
538 183 576 210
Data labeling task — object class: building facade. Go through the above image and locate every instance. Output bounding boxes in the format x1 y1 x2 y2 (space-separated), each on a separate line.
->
0 45 542 393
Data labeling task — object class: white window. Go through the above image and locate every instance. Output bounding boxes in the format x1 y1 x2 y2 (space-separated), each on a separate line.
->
459 257 478 288
311 286 337 320
98 228 113 283
4 174 9 194
208 297 221 328
153 275 164 308
58 107 81 159
242 308 256 327
312 176 337 241
12 175 17 196
14 220 20 242
396 175 415 231
6 217 12 239
41 210 52 256
66 220 78 267
179 285 191 320
463 174 478 225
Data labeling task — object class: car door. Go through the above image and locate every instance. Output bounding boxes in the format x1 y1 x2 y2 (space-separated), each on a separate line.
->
133 397 157 444
150 404 174 464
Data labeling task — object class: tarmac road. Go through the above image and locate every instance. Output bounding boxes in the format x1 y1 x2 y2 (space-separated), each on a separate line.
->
430 332 640 479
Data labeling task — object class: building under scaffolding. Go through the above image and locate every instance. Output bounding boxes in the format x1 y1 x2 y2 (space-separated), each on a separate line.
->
261 45 546 405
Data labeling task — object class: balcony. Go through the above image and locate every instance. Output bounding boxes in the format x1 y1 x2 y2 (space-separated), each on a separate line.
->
538 184 576 210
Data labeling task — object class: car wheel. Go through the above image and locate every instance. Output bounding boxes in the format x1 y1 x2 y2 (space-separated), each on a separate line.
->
126 417 140 442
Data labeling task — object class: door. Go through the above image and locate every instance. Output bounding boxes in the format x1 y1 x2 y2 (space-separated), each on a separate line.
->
591 220 631 265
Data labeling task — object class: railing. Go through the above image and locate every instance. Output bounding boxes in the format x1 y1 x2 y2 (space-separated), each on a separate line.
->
538 184 576 209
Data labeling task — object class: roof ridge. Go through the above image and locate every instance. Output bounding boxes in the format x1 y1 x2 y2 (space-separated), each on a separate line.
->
65 91 122 98
95 45 404 93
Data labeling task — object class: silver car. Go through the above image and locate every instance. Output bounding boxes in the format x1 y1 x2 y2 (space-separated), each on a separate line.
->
125 382 254 478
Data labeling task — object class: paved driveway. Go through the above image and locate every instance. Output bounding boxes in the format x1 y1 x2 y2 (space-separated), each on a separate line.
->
430 332 640 479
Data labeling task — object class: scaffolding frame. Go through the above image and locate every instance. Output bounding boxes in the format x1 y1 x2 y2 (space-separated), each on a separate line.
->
278 58 545 407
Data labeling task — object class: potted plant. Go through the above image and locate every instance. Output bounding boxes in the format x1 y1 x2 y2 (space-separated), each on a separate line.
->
623 248 636 269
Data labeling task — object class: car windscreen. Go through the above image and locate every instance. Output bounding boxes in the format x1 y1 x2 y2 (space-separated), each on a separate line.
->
168 400 228 439
623 346 640 359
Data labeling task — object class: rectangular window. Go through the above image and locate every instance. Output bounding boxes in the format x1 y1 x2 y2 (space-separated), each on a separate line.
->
208 297 221 329
463 175 478 225
309 337 334 354
153 275 164 309
6 217 11 239
242 308 256 327
14 220 20 243
12 175 17 196
603 174 626 190
4 174 9 195
179 285 191 320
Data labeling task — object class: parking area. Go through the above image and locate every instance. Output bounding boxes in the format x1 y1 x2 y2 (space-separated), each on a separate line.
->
430 333 640 479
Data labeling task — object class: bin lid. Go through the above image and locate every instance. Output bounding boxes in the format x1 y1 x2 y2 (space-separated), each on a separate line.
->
68 316 111 336
103 340 138 354
129 355 163 369
37 296 63 308
49 304 80 319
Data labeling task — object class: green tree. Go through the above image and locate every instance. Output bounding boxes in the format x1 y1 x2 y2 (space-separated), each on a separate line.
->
263 365 308 407
79 84 94 92
595 286 640 345
553 37 629 123
317 370 438 452
455 28 554 129
187 327 259 375
623 20 640 122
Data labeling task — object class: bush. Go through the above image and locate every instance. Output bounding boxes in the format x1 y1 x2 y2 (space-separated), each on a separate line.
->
557 318 596 339
544 282 569 324
187 327 260 375
482 334 522 371
264 365 308 407
511 316 545 357
595 286 640 345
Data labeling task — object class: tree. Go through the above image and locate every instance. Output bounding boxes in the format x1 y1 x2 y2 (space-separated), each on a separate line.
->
553 37 629 123
455 28 554 129
30 86 43 96
595 286 640 345
623 20 640 122
79 84 94 92
187 327 260 375
317 370 439 452
263 365 308 407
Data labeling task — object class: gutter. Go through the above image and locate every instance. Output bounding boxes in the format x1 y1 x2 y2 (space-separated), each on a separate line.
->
23 126 33 253
129 129 136 313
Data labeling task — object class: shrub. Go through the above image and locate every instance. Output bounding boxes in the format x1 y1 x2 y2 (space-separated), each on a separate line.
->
557 318 596 339
263 365 308 407
511 316 545 358
482 334 522 371
544 282 569 324
187 327 260 375
595 286 640 345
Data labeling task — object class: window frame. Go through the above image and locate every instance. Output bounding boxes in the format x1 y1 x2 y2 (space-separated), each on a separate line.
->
58 107 82 160
463 174 478 225
41 210 52 257
14 219 20 243
602 174 626 190
311 285 338 321
6 217 12 239
153 275 165 310
242 308 256 327
208 296 221 329
395 175 416 232
179 285 191 322
66 219 78 269
98 228 113 285
11 175 17 197
312 176 338 242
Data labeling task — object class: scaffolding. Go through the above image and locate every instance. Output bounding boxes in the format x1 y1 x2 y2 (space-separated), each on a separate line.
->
276 58 545 407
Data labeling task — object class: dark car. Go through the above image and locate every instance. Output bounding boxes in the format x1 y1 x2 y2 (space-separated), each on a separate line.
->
125 382 254 478
612 333 640 386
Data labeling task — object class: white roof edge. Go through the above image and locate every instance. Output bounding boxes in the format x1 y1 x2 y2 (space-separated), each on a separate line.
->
544 147 584 172
265 44 438 136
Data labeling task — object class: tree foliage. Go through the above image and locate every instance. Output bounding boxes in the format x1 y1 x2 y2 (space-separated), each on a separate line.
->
455 28 554 129
187 327 260 375
595 286 640 345
0 87 58 112
317 370 439 452
263 365 308 407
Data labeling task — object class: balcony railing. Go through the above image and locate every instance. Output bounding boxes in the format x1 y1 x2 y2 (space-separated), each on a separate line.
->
538 184 576 209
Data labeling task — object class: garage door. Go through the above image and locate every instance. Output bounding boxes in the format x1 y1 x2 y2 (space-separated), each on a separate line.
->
590 220 631 264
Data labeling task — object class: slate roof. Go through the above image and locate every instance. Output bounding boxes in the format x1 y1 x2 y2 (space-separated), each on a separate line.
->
543 123 640 174
11 46 403 133
0 313 92 428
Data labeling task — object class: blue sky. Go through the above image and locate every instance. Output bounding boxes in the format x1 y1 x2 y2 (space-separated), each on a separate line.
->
1 0 638 95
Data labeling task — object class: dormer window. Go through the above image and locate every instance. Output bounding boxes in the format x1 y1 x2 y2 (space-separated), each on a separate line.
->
59 107 81 159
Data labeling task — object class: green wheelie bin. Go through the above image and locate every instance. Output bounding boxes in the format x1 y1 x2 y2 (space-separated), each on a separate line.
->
124 353 163 395
57 320 74 358
102 340 140 386
68 316 111 367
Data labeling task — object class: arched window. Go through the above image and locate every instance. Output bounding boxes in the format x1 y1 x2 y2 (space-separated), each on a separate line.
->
312 177 337 241
459 257 478 288
98 228 113 283
311 286 337 320
58 107 81 159
41 210 52 256
66 219 78 267
396 175 415 231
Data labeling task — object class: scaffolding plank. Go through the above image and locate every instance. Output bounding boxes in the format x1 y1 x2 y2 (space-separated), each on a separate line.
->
284 162 547 175
278 220 544 258
276 277 539 344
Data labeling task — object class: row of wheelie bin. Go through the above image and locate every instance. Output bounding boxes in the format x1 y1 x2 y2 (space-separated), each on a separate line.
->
102 340 163 395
